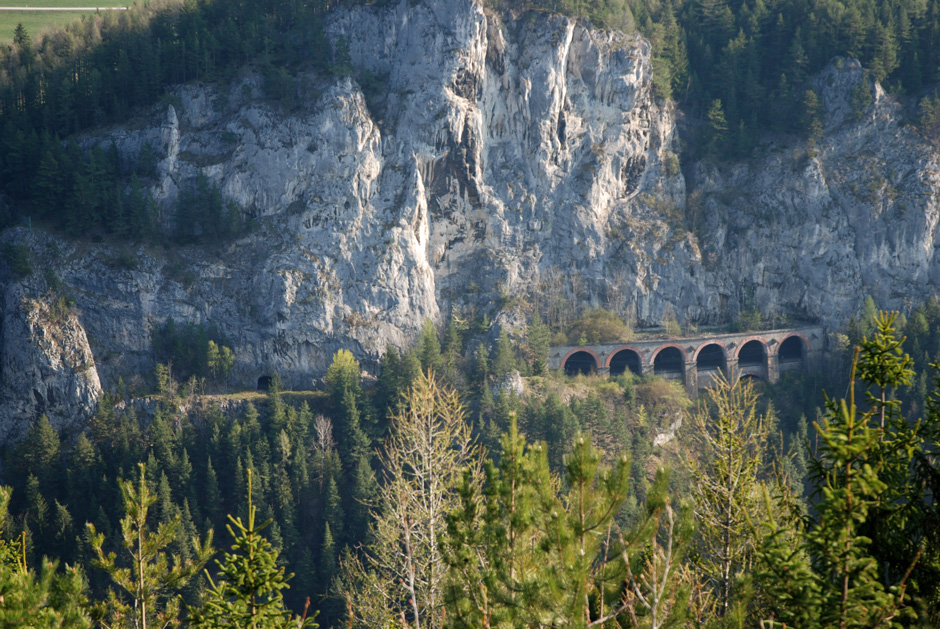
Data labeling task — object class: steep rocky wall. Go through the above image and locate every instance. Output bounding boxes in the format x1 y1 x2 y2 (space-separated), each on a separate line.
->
692 58 940 324
31 0 693 394
0 262 101 442
2 0 940 438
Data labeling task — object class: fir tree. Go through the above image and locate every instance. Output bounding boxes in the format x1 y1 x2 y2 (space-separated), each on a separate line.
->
417 318 443 375
87 463 214 629
187 471 317 629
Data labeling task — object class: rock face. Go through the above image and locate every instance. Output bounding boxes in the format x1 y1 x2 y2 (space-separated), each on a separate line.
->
0 256 102 442
2 0 940 437
691 58 940 324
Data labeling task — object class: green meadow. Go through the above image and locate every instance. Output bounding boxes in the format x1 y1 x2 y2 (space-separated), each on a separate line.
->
0 1 127 42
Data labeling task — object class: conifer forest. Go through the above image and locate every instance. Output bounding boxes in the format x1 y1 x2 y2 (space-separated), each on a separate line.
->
0 0 939 627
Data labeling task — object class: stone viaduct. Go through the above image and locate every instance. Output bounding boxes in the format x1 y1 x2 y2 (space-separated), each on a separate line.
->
548 326 826 397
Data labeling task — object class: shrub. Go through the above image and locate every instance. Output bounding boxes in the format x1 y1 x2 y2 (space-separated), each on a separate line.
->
2 243 32 277
566 309 632 344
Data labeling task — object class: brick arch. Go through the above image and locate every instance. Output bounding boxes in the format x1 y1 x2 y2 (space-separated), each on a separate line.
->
734 336 770 360
560 347 602 371
649 342 689 367
604 345 647 368
691 339 729 362
772 332 810 357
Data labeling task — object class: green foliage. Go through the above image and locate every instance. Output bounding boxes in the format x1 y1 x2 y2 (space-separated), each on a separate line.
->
857 311 914 429
705 99 728 158
0 0 331 238
686 375 775 618
324 349 362 403
566 308 632 345
756 313 938 626
492 331 517 378
526 314 551 375
417 318 443 375
802 89 823 140
339 371 477 628
919 93 940 143
87 463 214 629
175 173 244 244
852 75 875 120
0 486 92 628
2 242 32 277
443 414 690 627
207 341 235 383
188 471 317 629
153 318 233 385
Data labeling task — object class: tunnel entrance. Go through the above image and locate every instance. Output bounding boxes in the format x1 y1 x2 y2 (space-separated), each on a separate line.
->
653 346 684 377
696 343 726 372
779 336 805 363
609 349 642 377
564 351 597 376
738 340 766 367
257 375 272 391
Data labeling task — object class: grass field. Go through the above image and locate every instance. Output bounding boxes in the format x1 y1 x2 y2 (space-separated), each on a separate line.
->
0 1 127 42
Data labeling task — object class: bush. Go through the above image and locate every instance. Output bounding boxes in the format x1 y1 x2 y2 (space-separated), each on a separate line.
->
566 309 632 345
2 243 32 277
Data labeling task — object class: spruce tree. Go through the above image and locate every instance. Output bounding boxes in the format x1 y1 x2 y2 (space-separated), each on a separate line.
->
417 318 443 374
0 486 92 628
756 324 927 627
187 471 317 629
87 463 214 629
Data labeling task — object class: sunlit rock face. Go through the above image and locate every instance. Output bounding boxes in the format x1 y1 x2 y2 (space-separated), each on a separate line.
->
3 0 940 438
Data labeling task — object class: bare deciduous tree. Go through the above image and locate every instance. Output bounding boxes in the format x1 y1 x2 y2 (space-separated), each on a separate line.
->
338 372 479 629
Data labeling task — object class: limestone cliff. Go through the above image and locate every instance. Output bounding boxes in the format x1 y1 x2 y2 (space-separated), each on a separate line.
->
0 260 101 442
1 0 939 436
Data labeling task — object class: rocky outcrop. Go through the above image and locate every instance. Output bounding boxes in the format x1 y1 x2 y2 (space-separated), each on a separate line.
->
691 58 940 324
3 0 940 438
0 250 102 442
37 0 687 396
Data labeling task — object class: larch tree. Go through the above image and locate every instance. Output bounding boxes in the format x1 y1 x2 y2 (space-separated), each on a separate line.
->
685 374 774 618
338 371 479 629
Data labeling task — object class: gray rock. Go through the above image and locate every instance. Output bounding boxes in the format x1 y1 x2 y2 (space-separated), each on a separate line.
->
3 0 940 440
0 235 101 441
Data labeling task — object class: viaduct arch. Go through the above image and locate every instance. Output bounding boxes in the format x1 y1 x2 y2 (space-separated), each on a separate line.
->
548 326 825 398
